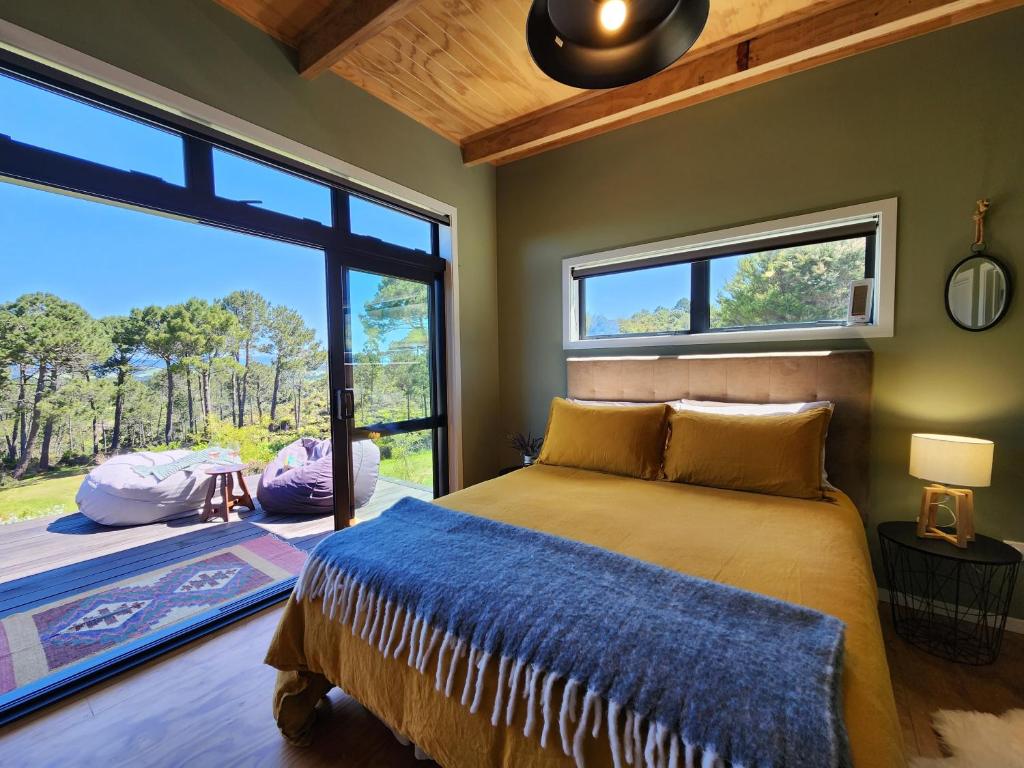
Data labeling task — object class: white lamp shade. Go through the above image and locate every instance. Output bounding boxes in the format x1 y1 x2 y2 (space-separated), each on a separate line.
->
909 433 994 487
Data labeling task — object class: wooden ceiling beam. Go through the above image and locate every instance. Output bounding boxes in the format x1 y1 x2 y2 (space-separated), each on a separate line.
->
461 0 1024 165
297 0 422 79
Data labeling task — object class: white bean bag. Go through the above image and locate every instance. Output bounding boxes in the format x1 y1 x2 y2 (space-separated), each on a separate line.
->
75 450 215 526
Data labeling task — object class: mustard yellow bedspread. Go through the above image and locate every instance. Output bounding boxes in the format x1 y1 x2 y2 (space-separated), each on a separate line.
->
266 465 905 768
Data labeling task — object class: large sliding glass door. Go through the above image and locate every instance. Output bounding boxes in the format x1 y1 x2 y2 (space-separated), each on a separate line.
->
341 264 447 520
0 51 450 722
323 194 450 529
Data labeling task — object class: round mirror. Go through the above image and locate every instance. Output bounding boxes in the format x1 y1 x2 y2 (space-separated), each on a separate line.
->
945 254 1012 331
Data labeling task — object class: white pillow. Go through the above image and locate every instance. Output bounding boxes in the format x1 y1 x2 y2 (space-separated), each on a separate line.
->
568 398 673 407
673 398 832 415
672 399 836 489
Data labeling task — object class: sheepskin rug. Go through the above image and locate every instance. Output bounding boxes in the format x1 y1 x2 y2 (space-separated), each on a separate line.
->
911 709 1024 768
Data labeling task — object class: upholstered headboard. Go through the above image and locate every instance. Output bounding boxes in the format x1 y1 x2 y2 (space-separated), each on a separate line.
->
566 351 873 517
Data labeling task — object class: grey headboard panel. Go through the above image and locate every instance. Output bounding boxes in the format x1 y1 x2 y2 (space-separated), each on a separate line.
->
566 351 873 517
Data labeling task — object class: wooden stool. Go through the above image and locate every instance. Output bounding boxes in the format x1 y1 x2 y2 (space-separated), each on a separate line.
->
201 464 255 522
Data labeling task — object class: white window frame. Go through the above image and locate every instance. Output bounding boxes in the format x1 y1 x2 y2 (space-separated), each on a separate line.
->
563 198 897 350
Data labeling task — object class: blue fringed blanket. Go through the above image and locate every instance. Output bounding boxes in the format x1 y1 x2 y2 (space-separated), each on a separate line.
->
295 498 850 768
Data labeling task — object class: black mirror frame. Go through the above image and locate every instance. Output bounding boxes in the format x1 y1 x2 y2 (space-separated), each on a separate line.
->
944 253 1013 332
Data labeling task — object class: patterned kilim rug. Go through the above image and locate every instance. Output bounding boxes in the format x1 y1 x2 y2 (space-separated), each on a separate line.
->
0 535 306 695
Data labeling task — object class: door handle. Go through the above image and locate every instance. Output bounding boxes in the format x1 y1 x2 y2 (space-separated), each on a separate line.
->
335 388 355 421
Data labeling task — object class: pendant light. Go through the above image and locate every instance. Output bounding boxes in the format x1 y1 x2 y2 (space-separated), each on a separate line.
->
527 0 710 89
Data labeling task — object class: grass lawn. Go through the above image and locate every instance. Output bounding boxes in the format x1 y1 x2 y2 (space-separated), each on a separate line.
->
379 448 433 488
0 447 433 526
0 467 87 524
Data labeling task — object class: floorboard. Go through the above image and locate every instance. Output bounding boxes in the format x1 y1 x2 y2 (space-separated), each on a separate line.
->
879 608 1024 758
0 603 1021 766
0 608 430 768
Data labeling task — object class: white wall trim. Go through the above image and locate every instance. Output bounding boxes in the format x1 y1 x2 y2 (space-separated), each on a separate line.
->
877 588 1024 635
0 20 465 490
562 198 898 350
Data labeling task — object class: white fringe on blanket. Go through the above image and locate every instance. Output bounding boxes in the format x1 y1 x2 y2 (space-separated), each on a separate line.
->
295 560 728 768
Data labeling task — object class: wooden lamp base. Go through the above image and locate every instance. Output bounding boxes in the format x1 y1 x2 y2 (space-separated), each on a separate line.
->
916 484 975 548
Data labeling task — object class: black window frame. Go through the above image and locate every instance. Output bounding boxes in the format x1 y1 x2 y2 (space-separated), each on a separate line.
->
0 52 451 499
574 225 878 341
0 50 452 724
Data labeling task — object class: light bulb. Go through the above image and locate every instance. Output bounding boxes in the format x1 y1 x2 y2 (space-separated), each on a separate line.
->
599 0 627 32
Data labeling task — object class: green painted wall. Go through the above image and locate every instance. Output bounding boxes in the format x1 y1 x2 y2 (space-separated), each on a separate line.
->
496 11 1024 616
0 0 499 486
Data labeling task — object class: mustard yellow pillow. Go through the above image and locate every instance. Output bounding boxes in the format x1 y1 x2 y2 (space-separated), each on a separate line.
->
537 398 669 480
662 407 831 499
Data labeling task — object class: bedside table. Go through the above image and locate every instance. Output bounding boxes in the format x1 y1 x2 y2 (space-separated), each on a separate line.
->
878 520 1021 665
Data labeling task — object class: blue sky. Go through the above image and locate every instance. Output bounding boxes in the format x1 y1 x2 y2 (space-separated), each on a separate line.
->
0 72 433 355
585 258 738 321
586 263 690 321
0 181 330 341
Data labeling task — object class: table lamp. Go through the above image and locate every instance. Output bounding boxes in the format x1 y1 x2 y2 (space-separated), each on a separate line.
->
910 433 994 548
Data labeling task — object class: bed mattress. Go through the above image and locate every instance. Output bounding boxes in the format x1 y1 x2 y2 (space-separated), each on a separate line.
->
266 464 904 767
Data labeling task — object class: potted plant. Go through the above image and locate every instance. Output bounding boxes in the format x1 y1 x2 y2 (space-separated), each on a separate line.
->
506 431 543 466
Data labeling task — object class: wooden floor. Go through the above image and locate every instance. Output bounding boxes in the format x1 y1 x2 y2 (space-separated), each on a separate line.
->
882 608 1024 760
0 607 429 768
0 604 1021 766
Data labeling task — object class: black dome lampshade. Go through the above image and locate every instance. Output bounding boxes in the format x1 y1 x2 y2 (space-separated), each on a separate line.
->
526 0 710 89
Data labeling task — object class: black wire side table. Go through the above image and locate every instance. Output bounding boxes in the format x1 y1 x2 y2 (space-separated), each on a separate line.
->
879 521 1021 665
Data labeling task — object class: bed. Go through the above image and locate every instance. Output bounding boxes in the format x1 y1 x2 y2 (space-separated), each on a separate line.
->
266 351 905 768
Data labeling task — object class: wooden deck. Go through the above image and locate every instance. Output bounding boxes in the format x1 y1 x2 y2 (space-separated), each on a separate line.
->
0 477 430 617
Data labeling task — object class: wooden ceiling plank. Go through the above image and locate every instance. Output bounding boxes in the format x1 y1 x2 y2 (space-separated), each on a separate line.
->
340 46 489 137
383 18 525 122
212 0 304 45
454 0 578 103
404 7 547 112
469 1 545 76
297 0 421 79
462 0 1024 165
432 1 529 81
355 34 501 130
361 28 480 105
486 0 581 91
332 56 474 142
489 0 533 41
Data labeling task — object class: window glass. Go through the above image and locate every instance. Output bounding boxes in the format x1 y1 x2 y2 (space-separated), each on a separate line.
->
212 147 332 225
348 270 431 427
0 179 331 703
350 196 432 253
365 430 435 496
710 236 867 329
0 72 185 185
582 263 691 337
